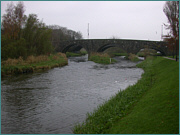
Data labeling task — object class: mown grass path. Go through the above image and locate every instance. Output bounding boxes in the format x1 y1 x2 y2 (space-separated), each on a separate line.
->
73 57 179 134
163 56 178 61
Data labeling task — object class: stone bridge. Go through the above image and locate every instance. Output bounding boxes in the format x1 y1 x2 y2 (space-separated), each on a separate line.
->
52 39 169 56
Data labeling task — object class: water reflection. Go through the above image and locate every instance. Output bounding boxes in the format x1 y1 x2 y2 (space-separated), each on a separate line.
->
1 55 143 134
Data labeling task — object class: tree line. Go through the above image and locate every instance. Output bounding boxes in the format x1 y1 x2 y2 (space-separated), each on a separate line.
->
1 2 83 60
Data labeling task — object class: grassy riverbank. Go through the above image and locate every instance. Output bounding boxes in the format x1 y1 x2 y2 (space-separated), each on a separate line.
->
1 53 68 76
89 53 116 64
73 56 179 134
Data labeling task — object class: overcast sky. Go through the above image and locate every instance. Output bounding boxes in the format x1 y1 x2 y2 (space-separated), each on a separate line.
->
1 1 169 41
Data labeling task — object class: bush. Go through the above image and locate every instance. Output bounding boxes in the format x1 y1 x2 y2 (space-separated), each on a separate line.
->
89 53 116 64
137 52 145 57
128 53 139 62
1 38 27 60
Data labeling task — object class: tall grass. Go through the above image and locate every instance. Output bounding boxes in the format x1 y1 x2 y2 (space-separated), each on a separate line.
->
26 55 49 64
1 53 68 76
1 57 24 66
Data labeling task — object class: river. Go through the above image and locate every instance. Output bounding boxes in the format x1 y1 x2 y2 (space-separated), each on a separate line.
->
1 55 143 134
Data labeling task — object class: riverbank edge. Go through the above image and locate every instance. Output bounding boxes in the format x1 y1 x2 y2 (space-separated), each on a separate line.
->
73 56 179 134
1 54 68 77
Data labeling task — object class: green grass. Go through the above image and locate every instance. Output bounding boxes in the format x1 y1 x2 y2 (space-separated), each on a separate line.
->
112 53 128 56
66 51 87 57
89 53 116 64
167 56 179 59
1 53 68 76
66 52 82 57
137 51 162 57
73 56 179 134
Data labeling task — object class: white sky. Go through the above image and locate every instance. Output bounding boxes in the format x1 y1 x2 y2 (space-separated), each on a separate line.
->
1 1 169 41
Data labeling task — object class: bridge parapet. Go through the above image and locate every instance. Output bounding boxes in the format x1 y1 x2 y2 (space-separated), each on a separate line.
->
52 39 169 56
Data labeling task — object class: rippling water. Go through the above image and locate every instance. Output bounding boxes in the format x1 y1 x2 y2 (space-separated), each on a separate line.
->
1 55 143 134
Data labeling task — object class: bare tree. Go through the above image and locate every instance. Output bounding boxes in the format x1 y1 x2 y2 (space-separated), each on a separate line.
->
14 2 26 39
163 1 179 61
2 2 26 40
2 2 15 39
75 31 83 39
48 25 83 41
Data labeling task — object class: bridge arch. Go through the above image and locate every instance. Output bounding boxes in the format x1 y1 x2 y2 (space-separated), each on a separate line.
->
97 44 118 52
62 43 87 54
71 45 85 53
55 39 169 56
97 43 167 56
135 45 167 56
62 44 77 53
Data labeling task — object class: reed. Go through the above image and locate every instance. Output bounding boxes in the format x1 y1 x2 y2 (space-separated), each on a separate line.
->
1 56 24 66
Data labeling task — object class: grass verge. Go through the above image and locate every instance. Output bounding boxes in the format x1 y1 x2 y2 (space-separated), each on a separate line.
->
1 53 68 76
73 56 179 134
89 53 116 64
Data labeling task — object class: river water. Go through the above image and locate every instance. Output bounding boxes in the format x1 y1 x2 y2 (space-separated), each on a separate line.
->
1 55 143 134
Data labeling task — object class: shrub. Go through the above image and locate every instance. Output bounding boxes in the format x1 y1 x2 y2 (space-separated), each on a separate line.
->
128 53 139 62
89 53 116 64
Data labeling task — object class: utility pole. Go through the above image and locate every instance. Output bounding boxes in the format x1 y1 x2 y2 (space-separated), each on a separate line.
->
161 25 163 40
87 23 89 39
